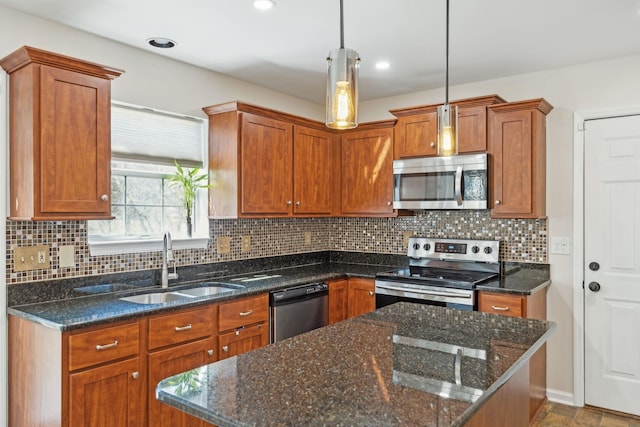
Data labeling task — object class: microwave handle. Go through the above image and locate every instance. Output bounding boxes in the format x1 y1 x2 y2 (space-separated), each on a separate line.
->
455 166 463 206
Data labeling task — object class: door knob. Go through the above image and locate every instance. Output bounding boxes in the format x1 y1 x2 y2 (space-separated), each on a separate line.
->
589 262 600 271
588 282 601 292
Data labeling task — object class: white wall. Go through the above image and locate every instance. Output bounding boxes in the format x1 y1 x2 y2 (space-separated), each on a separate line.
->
0 6 324 120
360 54 640 400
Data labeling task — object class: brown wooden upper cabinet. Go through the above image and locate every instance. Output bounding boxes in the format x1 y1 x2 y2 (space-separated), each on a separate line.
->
339 122 396 216
0 46 123 220
488 99 553 219
390 95 506 159
203 102 336 218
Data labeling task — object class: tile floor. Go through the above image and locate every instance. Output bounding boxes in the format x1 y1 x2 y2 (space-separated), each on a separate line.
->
533 402 640 427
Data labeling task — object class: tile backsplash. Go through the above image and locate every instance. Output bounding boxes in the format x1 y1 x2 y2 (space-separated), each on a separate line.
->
6 210 547 284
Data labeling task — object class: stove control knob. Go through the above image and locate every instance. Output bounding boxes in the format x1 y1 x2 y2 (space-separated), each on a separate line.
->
471 246 480 254
483 247 493 254
412 243 421 250
423 243 431 251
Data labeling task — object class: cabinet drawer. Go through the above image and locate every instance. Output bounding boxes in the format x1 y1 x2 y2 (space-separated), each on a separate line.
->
68 321 140 371
148 306 215 350
478 292 524 317
218 294 269 332
218 323 268 359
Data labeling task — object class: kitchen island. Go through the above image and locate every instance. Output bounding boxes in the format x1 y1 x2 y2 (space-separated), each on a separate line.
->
157 302 555 427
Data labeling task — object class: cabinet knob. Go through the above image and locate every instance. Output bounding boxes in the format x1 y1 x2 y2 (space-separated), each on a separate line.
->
494 200 501 206
286 200 292 205
430 141 436 148
387 201 392 207
208 349 214 357
369 291 374 296
132 371 139 379
222 345 229 352
296 201 301 206
101 194 109 202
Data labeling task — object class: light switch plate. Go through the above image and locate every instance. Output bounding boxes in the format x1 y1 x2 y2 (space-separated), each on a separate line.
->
403 231 414 247
304 231 312 246
550 237 571 255
14 245 50 271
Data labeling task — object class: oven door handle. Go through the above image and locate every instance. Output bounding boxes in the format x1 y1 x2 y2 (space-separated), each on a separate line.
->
454 166 463 206
376 283 472 299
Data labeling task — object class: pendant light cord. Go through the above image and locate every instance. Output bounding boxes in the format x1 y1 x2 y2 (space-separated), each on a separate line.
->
445 0 449 105
339 0 345 49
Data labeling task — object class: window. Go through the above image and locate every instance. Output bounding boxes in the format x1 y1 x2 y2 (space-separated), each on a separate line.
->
88 102 209 255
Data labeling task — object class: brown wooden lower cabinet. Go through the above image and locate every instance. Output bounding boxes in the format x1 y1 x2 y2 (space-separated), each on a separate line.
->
328 278 376 324
218 323 269 360
9 292 271 427
478 287 548 422
69 357 144 427
148 337 217 427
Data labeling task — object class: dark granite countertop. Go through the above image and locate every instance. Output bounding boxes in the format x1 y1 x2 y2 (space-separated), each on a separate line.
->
156 302 556 427
7 262 383 331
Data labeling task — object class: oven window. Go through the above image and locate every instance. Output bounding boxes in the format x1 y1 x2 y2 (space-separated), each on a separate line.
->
397 171 455 201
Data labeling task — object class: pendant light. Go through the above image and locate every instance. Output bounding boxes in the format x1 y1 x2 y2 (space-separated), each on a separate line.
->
326 0 360 130
437 0 458 156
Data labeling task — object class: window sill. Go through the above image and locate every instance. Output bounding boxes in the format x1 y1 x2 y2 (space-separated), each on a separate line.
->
88 236 210 256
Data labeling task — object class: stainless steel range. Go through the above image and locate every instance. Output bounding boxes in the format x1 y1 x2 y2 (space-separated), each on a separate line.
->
375 237 500 311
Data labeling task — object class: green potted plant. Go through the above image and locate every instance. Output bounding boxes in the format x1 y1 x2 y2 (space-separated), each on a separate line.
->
169 160 212 237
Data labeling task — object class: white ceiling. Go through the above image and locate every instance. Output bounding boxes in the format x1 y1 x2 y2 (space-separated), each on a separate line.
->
1 0 640 103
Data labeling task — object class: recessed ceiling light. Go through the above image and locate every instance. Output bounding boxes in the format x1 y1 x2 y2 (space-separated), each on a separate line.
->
375 61 391 70
147 37 177 49
254 0 276 10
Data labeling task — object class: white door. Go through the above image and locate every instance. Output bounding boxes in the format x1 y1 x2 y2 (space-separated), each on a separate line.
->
584 115 640 416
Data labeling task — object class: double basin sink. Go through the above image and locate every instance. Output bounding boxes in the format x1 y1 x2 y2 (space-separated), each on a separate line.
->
119 282 245 305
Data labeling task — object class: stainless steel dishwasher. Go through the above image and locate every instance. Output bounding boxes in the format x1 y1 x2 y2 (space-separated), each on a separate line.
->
270 282 329 343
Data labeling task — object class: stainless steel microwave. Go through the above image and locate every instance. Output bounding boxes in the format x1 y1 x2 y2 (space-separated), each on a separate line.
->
393 153 488 210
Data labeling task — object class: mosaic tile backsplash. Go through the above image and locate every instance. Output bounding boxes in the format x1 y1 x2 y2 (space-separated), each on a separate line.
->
6 211 547 284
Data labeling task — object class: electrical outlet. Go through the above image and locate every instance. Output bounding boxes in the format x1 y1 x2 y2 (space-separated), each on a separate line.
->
217 236 231 254
550 237 571 255
241 235 251 252
304 231 312 246
403 231 414 247
14 245 50 271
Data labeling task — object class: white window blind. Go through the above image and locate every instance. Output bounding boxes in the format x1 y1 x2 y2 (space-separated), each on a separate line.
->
111 102 206 167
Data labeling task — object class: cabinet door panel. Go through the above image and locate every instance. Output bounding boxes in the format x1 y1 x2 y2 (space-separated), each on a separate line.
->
218 323 268 360
328 279 349 324
458 105 488 153
293 126 333 215
341 129 394 215
347 278 376 318
395 112 437 158
69 357 143 427
40 65 111 215
148 338 217 427
240 113 292 215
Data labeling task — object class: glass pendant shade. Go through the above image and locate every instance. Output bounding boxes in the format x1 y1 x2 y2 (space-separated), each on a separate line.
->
326 48 360 130
437 103 458 156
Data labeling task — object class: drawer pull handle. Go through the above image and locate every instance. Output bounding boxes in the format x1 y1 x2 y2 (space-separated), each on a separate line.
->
95 341 118 351
208 349 214 357
239 310 253 317
222 345 229 352
174 324 192 332
491 305 510 311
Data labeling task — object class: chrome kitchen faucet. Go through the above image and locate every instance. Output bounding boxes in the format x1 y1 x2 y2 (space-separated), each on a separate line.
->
161 231 179 288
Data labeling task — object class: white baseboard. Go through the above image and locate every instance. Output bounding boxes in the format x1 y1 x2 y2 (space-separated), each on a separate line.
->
547 388 577 407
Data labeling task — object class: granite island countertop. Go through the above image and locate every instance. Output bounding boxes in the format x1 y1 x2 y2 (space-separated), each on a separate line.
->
156 302 556 427
7 256 550 331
